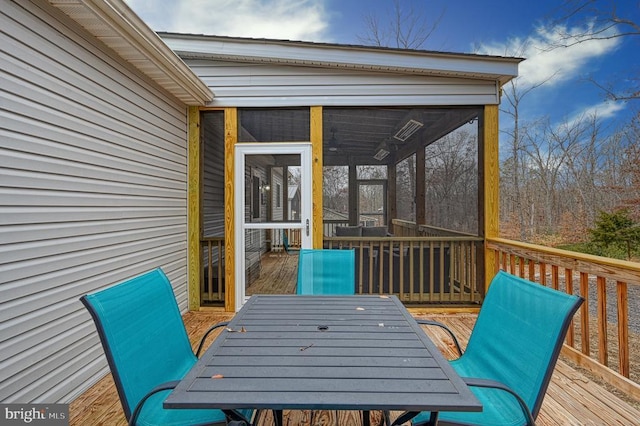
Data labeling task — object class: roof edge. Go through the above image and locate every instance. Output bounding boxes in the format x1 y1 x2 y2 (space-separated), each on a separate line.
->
47 0 213 105
161 33 522 86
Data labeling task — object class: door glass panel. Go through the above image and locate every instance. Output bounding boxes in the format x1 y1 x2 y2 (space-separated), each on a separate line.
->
241 152 305 299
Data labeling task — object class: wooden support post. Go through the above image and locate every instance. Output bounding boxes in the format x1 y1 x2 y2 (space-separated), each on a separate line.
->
483 105 499 292
187 106 201 311
311 106 323 248
224 108 238 311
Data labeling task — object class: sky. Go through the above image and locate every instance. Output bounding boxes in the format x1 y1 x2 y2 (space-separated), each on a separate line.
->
124 0 639 134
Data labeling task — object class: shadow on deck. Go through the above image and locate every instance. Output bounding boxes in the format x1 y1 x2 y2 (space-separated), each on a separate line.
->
70 311 640 425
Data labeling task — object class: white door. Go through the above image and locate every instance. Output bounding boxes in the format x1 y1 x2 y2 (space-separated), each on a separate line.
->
234 143 313 310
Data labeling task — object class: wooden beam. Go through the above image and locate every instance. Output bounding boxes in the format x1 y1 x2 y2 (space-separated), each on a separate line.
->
224 108 238 312
349 165 358 226
187 106 201 311
483 105 499 291
388 165 396 229
415 146 426 224
311 106 323 248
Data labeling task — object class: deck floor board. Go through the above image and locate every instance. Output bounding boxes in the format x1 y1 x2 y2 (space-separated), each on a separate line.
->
70 310 640 425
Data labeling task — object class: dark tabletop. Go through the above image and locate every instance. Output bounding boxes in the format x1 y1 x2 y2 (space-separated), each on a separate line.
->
164 295 481 413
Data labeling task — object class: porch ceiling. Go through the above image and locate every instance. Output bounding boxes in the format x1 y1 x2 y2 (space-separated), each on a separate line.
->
241 107 481 166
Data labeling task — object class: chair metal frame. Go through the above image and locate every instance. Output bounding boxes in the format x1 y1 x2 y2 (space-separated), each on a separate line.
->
81 268 257 426
391 270 584 426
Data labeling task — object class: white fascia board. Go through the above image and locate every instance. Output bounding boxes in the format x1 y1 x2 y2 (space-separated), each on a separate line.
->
162 35 521 86
48 0 213 105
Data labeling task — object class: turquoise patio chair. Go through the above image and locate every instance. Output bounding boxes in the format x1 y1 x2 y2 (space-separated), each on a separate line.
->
80 268 256 426
391 270 583 426
296 248 355 295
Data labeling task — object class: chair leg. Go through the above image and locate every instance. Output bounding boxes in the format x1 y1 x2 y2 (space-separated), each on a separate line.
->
383 411 392 426
362 410 370 426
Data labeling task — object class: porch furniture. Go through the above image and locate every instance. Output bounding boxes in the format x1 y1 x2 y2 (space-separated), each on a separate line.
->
395 271 584 426
334 225 390 237
80 268 256 426
296 248 356 295
335 225 362 236
361 226 389 237
164 295 482 426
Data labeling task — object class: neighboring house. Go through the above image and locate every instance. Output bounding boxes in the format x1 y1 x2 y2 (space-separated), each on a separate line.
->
0 0 519 405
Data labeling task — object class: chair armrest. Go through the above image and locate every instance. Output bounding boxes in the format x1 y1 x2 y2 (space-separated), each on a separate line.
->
462 377 536 426
195 321 230 357
129 379 256 426
129 380 181 426
416 319 463 356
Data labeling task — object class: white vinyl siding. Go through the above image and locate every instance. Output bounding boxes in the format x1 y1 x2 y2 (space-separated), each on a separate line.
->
1 0 189 404
184 60 499 107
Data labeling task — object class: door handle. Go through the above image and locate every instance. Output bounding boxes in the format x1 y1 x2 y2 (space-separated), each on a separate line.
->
305 219 310 236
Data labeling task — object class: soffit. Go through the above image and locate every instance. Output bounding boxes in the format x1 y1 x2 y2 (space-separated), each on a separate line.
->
47 0 212 105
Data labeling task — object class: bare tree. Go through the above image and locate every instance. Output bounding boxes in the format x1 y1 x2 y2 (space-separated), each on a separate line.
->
322 166 348 212
357 0 445 50
553 0 640 44
424 127 479 233
357 0 445 226
500 71 557 240
550 0 639 101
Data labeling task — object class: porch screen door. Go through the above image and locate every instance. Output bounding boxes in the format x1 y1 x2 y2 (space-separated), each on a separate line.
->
234 143 312 310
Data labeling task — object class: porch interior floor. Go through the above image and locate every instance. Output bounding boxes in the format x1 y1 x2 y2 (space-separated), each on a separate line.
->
246 251 299 295
70 311 640 425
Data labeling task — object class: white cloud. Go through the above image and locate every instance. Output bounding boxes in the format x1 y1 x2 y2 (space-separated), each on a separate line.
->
564 101 625 129
477 23 621 89
127 0 331 41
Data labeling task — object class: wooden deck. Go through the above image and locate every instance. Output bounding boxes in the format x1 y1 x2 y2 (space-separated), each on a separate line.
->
246 251 299 295
70 310 640 425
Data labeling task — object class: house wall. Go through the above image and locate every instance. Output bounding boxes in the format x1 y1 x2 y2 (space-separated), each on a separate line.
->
202 111 226 237
1 0 189 403
183 59 499 107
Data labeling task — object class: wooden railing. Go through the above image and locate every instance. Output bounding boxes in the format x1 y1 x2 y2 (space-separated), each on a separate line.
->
201 236 225 303
392 219 476 238
487 237 640 399
324 236 484 304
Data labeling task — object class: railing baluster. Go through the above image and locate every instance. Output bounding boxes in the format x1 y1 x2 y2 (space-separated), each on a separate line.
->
565 268 575 346
399 240 405 300
580 272 591 357
552 265 559 291
597 276 608 366
617 280 630 378
429 241 435 302
207 240 213 301
528 258 535 282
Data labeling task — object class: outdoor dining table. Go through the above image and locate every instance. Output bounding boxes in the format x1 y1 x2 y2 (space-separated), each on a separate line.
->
164 295 482 425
